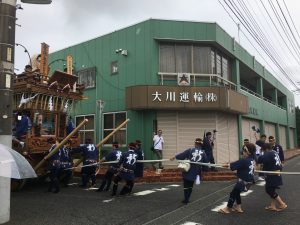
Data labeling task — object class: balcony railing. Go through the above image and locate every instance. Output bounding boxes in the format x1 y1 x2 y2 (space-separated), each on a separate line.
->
240 85 286 110
157 72 237 90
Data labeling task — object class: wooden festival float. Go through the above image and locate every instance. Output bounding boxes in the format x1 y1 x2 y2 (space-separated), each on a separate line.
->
12 43 86 184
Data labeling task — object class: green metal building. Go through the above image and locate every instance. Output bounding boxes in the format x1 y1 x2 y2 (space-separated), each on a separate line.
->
49 19 296 164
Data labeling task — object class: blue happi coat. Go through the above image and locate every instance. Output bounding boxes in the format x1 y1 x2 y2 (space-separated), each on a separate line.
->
103 149 122 172
175 147 208 181
119 149 138 181
272 144 284 162
78 144 99 164
230 156 255 192
134 147 144 178
60 146 72 169
258 150 283 187
48 144 62 169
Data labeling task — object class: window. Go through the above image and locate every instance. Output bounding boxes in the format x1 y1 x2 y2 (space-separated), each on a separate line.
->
103 112 127 146
159 43 231 83
211 50 216 74
159 44 176 72
175 44 191 73
222 57 228 80
75 115 95 144
216 53 222 75
111 61 118 75
193 46 211 73
77 67 96 89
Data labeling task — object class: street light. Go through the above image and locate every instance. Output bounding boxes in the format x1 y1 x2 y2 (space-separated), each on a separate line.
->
15 43 32 67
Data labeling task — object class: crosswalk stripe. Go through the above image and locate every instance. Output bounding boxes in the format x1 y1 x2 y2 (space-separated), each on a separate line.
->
240 190 253 196
211 202 228 212
134 190 156 196
256 181 266 186
180 222 202 225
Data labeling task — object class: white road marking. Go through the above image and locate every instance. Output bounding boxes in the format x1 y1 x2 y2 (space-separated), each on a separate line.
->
84 187 98 191
212 190 254 212
256 181 266 186
181 222 202 225
134 190 156 196
103 198 114 203
240 190 253 196
154 188 170 191
211 202 227 212
67 183 78 186
167 184 180 187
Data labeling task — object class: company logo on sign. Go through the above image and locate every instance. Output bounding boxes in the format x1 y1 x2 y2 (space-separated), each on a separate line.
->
178 73 191 86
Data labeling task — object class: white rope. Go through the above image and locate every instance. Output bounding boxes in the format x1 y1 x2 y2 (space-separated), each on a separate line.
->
254 170 300 175
62 159 300 175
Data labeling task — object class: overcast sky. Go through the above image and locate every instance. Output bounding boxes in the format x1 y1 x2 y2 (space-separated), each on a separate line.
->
14 0 300 106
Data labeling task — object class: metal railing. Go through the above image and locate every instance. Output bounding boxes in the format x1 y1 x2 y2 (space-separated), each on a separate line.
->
240 85 286 110
157 72 237 90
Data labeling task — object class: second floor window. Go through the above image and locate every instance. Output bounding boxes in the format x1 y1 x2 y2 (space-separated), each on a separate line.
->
77 67 96 89
159 43 231 80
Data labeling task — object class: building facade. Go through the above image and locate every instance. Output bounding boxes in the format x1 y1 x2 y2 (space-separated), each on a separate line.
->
49 19 297 164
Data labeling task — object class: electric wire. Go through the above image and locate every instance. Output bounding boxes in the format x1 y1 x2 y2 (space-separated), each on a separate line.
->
218 0 288 86
222 0 299 90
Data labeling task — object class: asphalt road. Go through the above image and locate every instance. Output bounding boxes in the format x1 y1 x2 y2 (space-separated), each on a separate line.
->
5 156 300 225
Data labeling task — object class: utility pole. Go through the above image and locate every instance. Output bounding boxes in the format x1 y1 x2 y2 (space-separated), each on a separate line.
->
0 0 16 147
0 1 51 224
0 1 16 223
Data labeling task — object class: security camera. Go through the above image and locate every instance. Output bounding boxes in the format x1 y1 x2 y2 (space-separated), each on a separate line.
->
121 50 128 56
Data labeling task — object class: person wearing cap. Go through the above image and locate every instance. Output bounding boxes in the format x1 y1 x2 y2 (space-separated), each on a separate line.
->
268 136 284 164
72 138 99 188
219 143 256 214
257 143 287 211
170 138 208 204
202 132 216 171
96 141 122 192
111 142 138 196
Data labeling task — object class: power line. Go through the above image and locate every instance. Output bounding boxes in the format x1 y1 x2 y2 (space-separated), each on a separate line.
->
222 0 299 90
218 0 287 86
282 0 300 42
226 0 298 88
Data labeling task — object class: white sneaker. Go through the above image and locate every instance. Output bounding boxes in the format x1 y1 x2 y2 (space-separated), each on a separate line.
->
258 177 265 181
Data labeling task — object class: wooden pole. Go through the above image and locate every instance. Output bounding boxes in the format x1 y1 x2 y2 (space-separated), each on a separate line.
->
34 118 88 171
73 118 130 167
